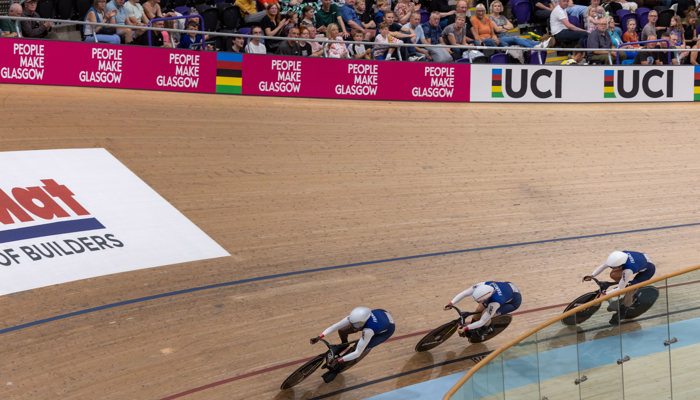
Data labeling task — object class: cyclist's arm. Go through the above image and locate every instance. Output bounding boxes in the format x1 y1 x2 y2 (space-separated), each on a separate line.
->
450 282 484 305
466 302 500 330
590 263 608 277
606 269 634 294
319 318 352 338
338 328 374 362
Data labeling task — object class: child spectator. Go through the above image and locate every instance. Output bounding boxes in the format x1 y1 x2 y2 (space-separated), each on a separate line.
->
348 29 372 59
373 21 400 60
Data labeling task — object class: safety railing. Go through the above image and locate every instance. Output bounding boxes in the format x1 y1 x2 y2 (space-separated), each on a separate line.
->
444 263 700 399
2 14 700 65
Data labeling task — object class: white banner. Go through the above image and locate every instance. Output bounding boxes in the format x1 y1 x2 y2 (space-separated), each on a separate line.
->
0 148 229 295
470 64 695 102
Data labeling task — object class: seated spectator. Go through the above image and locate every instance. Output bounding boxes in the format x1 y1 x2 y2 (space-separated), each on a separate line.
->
444 0 470 26
298 25 318 56
279 0 304 15
134 18 173 47
667 15 685 47
441 12 476 60
373 21 401 60
394 0 419 25
374 0 389 25
403 10 429 61
641 10 663 41
622 17 639 45
244 25 267 54
682 11 697 47
261 3 288 53
633 34 665 64
306 25 325 56
124 0 148 26
689 36 700 65
355 0 375 30
341 0 373 40
565 0 588 22
300 5 316 29
177 20 206 49
532 0 556 24
106 0 133 43
489 0 554 48
584 3 605 33
21 0 53 38
471 4 499 47
611 0 637 12
84 0 121 44
550 0 587 47
316 0 346 35
430 0 454 28
587 17 624 64
421 11 453 62
669 31 689 64
230 36 246 53
142 0 175 22
0 3 22 37
235 0 260 26
277 26 302 55
348 28 372 59
280 11 299 37
325 22 350 58
561 47 585 64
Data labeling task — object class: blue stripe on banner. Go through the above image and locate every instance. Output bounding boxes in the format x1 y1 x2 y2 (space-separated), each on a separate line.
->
0 218 105 243
217 52 243 62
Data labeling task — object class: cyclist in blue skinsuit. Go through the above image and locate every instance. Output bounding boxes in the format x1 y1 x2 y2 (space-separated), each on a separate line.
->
310 307 395 382
444 281 521 337
583 250 656 324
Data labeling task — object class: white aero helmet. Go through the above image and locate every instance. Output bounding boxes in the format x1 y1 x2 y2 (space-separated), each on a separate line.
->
606 251 628 268
472 284 495 303
348 306 372 329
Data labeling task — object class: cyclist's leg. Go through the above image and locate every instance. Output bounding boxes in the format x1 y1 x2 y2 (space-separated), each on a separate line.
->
623 264 656 308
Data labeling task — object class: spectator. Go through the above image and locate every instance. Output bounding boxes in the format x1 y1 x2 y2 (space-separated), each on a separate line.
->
277 26 302 55
300 5 316 29
565 0 588 22
430 0 454 28
374 0 389 25
280 0 304 15
383 10 415 59
421 11 453 62
640 10 663 41
667 15 685 46
84 0 121 44
445 0 470 26
106 0 134 43
669 31 689 64
584 3 605 33
611 0 636 12
606 15 623 48
280 10 299 37
142 0 175 22
587 16 624 63
489 0 554 48
689 37 700 65
348 28 372 59
235 0 260 26
622 16 639 45
561 47 585 64
550 0 587 47
316 0 346 35
298 25 318 56
354 0 375 30
124 0 148 26
341 0 373 40
0 3 22 37
403 11 429 60
325 22 349 58
230 36 246 53
261 3 288 53
134 16 172 46
306 25 325 56
471 3 499 47
244 25 267 53
532 0 556 25
441 13 476 60
394 0 419 25
373 21 401 59
177 20 205 49
21 0 53 38
633 34 665 64
683 11 697 48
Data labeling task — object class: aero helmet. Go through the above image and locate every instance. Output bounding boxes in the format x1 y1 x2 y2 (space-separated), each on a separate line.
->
348 306 372 329
606 251 628 268
472 284 495 303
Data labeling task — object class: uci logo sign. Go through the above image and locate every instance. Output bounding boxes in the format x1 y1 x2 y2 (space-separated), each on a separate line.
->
604 69 674 99
493 69 563 99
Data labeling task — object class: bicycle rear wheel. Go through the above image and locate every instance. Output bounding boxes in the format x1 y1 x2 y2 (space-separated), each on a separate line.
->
414 320 459 352
467 315 512 343
624 286 659 319
562 292 600 325
280 354 325 390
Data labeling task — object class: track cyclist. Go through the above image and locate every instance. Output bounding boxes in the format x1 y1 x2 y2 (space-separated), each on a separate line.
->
310 307 395 382
583 250 656 324
444 281 522 338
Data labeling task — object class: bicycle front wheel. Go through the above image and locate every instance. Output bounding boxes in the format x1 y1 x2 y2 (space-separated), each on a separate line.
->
562 292 600 325
415 320 459 352
280 354 325 390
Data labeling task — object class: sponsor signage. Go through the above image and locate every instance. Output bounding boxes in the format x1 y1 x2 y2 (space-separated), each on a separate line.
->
0 149 229 295
242 54 470 101
0 39 216 92
471 65 694 102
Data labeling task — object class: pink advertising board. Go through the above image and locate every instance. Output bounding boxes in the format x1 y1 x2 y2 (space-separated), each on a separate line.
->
0 39 216 93
242 54 470 102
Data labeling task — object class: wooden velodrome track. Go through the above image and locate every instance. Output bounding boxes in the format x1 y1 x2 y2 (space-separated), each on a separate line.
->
1 83 700 400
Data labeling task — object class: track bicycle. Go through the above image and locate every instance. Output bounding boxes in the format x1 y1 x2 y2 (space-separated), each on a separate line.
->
414 305 512 352
562 276 659 325
280 338 359 390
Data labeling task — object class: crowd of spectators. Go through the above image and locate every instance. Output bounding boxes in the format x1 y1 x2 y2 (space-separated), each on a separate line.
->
0 0 698 64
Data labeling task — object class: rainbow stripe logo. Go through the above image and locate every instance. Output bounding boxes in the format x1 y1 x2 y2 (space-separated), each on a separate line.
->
604 70 615 98
216 53 242 94
695 66 700 101
491 69 503 98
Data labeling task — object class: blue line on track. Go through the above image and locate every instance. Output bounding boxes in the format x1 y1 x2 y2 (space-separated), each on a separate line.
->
2 221 699 335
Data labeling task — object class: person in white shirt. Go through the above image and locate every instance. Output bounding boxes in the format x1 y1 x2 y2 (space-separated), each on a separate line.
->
244 25 267 54
550 0 587 47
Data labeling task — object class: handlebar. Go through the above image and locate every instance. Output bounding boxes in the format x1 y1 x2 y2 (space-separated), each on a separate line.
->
586 276 617 292
448 304 482 327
